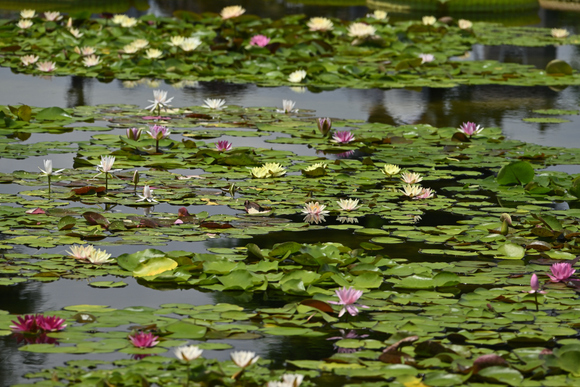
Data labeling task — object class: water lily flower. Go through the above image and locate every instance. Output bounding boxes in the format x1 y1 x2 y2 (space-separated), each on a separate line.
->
21 55 39 66
44 11 62 21
21 9 36 19
317 117 332 136
145 90 174 115
337 198 361 211
145 48 163 59
216 140 233 151
127 127 142 140
17 19 33 29
458 121 484 136
401 172 423 184
36 61 56 72
400 184 424 198
67 244 96 260
332 131 355 144
304 162 327 172
419 53 434 64
179 37 202 51
147 124 171 153
328 286 368 317
69 28 83 38
121 17 138 28
39 159 64 176
529 273 546 293
415 187 434 199
137 185 158 203
169 35 185 46
302 202 329 216
250 34 270 47
267 382 292 387
307 17 333 32
230 350 259 368
123 43 139 54
87 248 113 264
82 55 101 67
112 14 128 24
277 99 298 113
221 5 246 19
347 22 376 38
548 262 576 282
288 70 307 83
203 98 227 110
250 162 287 179
175 345 203 361
74 46 96 56
382 164 401 176
132 39 149 49
10 315 37 332
97 155 116 174
36 315 67 332
458 19 472 29
129 332 160 348
367 10 387 20
422 15 436 25
551 28 569 38
250 166 269 179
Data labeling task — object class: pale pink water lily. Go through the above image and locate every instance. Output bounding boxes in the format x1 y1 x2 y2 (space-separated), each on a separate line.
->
230 350 259 368
137 185 158 203
414 187 434 199
332 131 355 144
74 46 96 56
127 127 142 140
250 35 270 47
401 172 423 184
82 55 101 67
548 262 576 282
67 244 96 260
21 55 39 66
175 345 203 361
529 273 546 294
129 332 159 348
328 286 368 317
216 140 232 151
147 124 170 140
44 11 62 21
458 122 484 136
317 117 332 136
17 19 33 29
419 53 434 64
400 184 423 198
221 5 246 19
36 61 56 72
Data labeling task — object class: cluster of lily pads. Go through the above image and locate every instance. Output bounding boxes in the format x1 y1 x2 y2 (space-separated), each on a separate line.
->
1 6 579 88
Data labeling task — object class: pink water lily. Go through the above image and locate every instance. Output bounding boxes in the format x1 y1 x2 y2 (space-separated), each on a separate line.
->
250 34 270 47
332 131 355 144
328 286 368 317
129 332 159 348
458 122 484 136
36 315 67 332
317 117 332 136
10 314 66 333
529 273 546 294
548 262 576 282
216 140 232 151
126 127 142 141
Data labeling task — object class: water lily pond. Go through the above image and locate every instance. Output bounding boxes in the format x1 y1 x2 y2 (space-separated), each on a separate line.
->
3 1 580 386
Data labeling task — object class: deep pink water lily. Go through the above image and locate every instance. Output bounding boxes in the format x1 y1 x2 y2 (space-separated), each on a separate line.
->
216 140 232 151
328 286 368 317
36 315 67 332
129 332 160 348
250 34 270 47
10 315 37 333
10 314 66 333
332 131 355 144
548 262 576 282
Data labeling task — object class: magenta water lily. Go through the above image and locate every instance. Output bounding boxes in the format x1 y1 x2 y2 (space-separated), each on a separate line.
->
332 131 355 144
250 34 270 47
11 314 66 333
458 121 484 136
216 140 233 151
129 331 160 348
548 262 576 282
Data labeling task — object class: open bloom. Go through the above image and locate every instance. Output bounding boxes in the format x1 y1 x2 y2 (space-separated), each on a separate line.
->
230 351 259 368
548 262 576 282
250 35 270 47
347 23 376 38
302 202 329 216
44 11 62 21
328 287 368 317
75 46 96 56
146 90 174 113
337 198 361 211
21 55 39 66
382 164 401 176
175 345 203 361
458 122 484 136
121 17 138 28
69 28 83 38
278 99 297 113
127 127 142 140
261 162 286 177
67 245 96 260
551 28 569 38
112 14 128 24
36 61 56 72
132 39 149 49
458 19 472 29
203 98 227 110
282 374 305 387
368 10 387 20
123 43 139 54
147 124 170 140
529 273 546 294
419 53 434 64
37 315 67 332
21 9 36 18
169 36 185 46
97 155 117 173
145 48 163 59
400 184 424 198
39 160 64 176
180 37 202 51
414 187 434 199
288 70 307 83
401 172 423 184
422 16 436 25
216 140 232 151
137 185 158 203
10 315 37 332
221 5 245 19
17 19 33 29
307 17 333 32
87 248 113 264
129 332 160 348
82 55 101 67
332 131 355 144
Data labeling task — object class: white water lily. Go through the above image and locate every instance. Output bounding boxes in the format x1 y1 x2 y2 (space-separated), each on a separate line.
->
277 99 297 113
337 198 361 211
367 10 387 20
20 9 36 19
66 245 96 260
288 70 307 83
75 46 96 56
400 172 423 184
82 55 101 67
112 14 128 24
169 36 185 46
96 156 117 173
145 48 163 59
121 17 138 27
282 374 305 387
123 43 139 54
39 160 64 176
44 11 62 21
145 90 174 113
131 39 149 49
422 16 436 25
347 22 376 38
307 17 333 32
174 345 203 361
87 248 113 264
458 19 472 29
400 184 424 198
382 164 401 176
21 55 39 66
17 19 33 29
137 185 158 203
202 98 227 110
36 61 56 72
179 37 202 51
230 350 259 368
551 28 569 38
69 28 83 38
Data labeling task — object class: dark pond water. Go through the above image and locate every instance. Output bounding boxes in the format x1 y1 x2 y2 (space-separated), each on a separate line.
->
2 1 580 385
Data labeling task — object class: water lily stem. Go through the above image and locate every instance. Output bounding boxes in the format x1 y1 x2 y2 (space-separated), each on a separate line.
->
105 172 108 193
534 292 538 311
185 363 190 387
47 175 51 199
